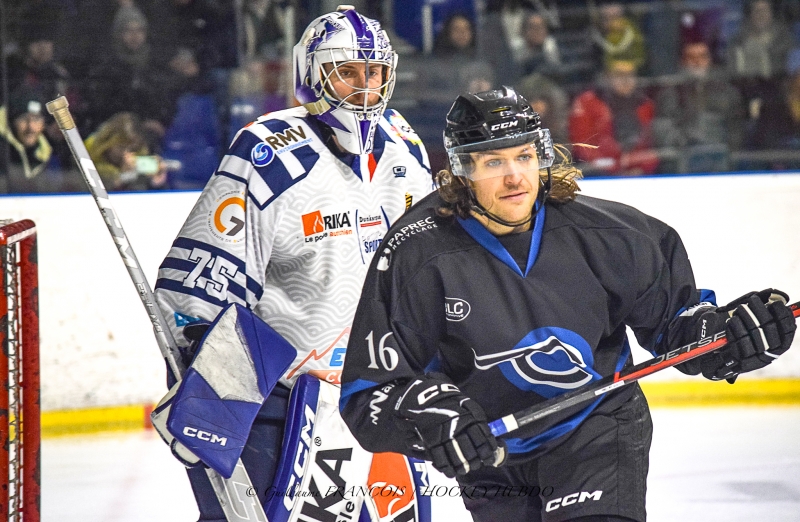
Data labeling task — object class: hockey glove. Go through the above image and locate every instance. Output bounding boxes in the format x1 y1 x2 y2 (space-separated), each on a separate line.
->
684 289 796 382
394 375 506 478
166 321 211 389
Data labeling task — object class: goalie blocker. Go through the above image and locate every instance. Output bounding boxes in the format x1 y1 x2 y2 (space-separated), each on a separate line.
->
153 304 432 521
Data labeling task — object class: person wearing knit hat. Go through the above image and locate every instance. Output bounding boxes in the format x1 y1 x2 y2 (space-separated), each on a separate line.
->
112 5 151 69
0 87 52 193
84 4 174 139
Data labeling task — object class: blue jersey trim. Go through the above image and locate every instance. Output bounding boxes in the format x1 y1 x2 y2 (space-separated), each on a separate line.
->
699 289 717 306
158 257 248 303
226 117 321 210
214 170 247 184
380 205 392 230
160 238 263 302
339 378 380 411
505 395 605 454
172 237 246 271
155 278 230 308
457 203 546 277
505 332 631 455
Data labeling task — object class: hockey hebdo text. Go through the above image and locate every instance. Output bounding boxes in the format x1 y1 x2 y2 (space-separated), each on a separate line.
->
257 484 556 501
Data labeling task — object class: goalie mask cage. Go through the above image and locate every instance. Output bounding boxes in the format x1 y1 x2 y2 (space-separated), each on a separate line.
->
0 220 40 522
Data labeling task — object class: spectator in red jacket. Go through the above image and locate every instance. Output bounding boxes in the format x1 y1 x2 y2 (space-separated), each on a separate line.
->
568 59 659 175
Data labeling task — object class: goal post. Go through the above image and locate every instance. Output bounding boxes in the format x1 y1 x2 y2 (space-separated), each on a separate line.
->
0 219 40 522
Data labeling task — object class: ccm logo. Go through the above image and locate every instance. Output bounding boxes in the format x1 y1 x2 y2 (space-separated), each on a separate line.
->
490 121 518 131
545 490 602 512
183 427 228 446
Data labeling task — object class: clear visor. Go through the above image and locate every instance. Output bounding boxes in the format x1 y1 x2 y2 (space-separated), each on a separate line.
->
447 129 555 181
316 49 395 113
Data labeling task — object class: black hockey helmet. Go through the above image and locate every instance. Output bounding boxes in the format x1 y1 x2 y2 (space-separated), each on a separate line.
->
440 86 554 228
443 86 554 179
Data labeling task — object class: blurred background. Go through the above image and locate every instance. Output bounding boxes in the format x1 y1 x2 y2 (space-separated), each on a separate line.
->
3 0 800 194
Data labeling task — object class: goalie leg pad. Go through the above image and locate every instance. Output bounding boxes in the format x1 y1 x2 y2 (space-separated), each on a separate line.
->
163 303 297 478
266 375 432 522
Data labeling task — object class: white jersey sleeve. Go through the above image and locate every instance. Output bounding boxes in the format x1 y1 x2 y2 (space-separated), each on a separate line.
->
155 106 434 387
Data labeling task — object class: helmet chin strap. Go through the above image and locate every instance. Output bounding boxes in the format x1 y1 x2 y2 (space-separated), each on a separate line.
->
469 168 552 230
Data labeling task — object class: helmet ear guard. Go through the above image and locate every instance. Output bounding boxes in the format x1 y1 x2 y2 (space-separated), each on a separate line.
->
293 6 397 154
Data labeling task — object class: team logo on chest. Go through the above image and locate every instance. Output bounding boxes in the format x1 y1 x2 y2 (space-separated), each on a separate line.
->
301 208 353 243
472 327 598 397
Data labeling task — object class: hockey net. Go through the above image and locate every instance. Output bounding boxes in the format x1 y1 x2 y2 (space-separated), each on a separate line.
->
0 220 40 522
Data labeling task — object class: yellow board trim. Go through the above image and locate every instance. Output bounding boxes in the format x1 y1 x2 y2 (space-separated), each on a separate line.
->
640 378 800 407
42 404 153 438
39 380 800 437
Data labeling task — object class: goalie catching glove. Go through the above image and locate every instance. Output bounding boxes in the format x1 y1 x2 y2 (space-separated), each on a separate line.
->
393 375 506 478
680 289 796 382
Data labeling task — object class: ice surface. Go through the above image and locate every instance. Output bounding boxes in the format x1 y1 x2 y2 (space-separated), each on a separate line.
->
41 407 800 521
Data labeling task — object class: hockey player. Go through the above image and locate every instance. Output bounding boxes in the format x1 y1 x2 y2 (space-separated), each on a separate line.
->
339 87 796 522
153 6 433 520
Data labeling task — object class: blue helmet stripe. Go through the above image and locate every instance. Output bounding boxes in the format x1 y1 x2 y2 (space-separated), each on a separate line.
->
342 9 375 58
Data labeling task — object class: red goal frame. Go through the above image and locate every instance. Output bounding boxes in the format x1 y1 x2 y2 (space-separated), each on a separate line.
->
0 220 40 522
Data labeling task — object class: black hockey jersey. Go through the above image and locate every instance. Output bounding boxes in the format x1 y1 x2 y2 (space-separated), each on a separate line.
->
340 191 714 464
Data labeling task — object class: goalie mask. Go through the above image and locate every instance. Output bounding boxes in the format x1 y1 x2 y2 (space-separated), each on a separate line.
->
294 6 397 155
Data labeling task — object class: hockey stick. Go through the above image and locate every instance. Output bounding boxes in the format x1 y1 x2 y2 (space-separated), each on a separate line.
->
46 97 269 522
489 301 800 438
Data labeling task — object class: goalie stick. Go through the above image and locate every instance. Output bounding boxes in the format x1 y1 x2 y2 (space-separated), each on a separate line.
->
490 301 800 438
46 96 269 522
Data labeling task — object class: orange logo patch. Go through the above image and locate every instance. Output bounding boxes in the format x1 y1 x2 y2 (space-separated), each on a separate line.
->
368 453 416 519
301 211 325 236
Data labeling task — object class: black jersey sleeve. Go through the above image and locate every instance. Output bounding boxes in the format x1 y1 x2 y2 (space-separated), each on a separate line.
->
340 245 448 456
621 221 715 371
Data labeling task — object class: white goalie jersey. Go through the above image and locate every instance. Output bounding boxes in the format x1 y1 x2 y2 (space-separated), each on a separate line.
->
155 106 433 387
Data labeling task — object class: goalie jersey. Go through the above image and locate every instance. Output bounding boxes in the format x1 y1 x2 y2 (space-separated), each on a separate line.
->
340 192 714 464
155 106 433 387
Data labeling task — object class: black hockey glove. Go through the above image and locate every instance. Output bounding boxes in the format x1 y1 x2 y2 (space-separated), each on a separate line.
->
394 375 506 478
181 321 211 367
166 321 211 388
683 289 796 382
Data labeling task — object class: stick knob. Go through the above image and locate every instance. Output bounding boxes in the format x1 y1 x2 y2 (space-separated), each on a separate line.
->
46 96 75 131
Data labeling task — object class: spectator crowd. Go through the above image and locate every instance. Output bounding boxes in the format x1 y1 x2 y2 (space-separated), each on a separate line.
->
3 0 800 193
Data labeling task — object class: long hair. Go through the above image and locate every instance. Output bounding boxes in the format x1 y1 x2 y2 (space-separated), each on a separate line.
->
435 144 582 219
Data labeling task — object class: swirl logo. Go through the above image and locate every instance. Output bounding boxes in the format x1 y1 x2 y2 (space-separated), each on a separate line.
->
473 327 599 396
251 142 274 167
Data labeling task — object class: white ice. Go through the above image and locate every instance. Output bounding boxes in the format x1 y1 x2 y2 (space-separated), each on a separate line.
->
42 407 800 521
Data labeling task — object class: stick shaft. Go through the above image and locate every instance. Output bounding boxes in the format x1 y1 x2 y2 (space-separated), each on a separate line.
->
63 124 184 377
46 97 268 522
490 302 800 437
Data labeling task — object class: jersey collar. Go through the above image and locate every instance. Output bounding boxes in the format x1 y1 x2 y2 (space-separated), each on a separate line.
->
457 203 546 277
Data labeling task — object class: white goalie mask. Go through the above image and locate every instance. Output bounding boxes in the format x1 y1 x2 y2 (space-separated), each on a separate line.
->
293 6 397 155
